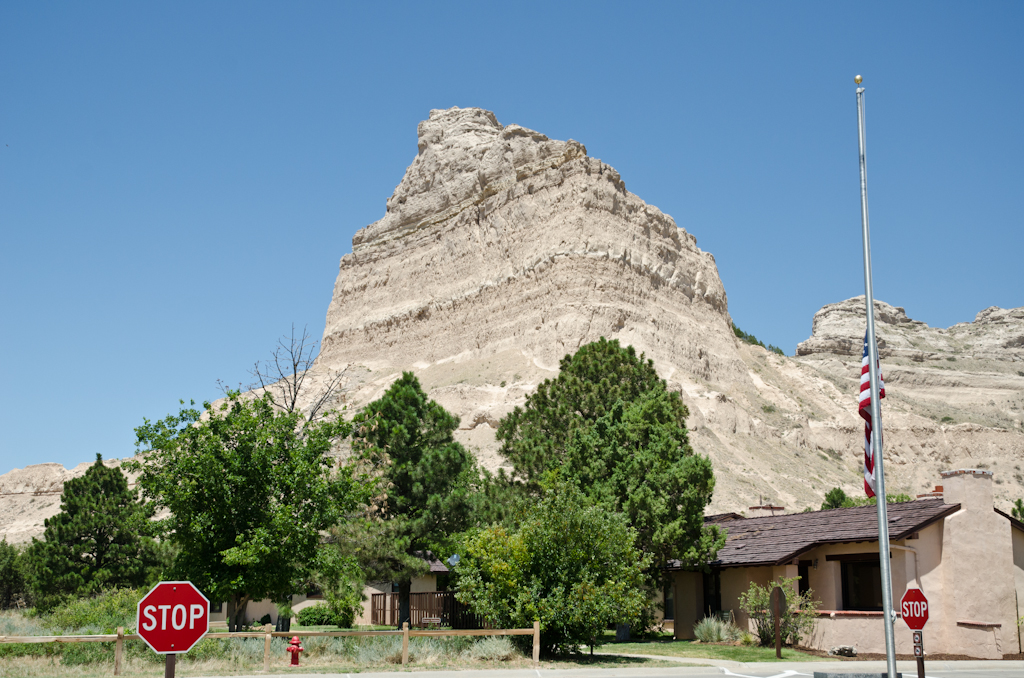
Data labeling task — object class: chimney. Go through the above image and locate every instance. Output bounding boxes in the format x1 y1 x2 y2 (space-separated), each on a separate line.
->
916 484 943 499
939 469 993 511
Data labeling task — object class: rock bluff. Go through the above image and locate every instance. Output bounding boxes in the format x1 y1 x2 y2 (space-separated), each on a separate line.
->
320 107 739 384
3 108 1022 542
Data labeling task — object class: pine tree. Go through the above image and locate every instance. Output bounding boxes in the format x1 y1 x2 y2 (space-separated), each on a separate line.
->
347 372 477 626
25 454 156 609
0 538 25 609
496 338 722 570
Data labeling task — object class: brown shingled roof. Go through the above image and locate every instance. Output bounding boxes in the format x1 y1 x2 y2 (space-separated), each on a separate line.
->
672 498 960 569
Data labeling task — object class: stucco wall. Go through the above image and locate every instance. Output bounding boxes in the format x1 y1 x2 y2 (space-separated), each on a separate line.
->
722 565 771 631
672 571 703 639
940 471 1018 658
809 613 922 654
1009 523 1024 652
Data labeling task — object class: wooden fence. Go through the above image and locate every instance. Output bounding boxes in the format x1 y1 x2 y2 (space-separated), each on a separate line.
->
0 620 540 674
370 591 489 629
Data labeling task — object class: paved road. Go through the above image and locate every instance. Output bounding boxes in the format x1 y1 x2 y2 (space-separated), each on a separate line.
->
199 657 1024 678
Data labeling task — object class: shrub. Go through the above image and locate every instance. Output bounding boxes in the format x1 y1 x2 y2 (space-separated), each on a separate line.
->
43 588 143 633
692 615 741 643
455 482 650 654
737 577 820 646
297 603 339 627
463 636 519 661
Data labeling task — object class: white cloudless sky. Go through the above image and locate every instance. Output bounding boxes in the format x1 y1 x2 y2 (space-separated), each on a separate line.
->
1 1 1021 474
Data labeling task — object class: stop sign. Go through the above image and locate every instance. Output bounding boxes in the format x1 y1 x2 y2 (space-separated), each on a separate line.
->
136 581 210 654
900 588 929 630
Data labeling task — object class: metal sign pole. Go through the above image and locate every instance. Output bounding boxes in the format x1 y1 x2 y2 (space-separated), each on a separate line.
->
855 74 898 678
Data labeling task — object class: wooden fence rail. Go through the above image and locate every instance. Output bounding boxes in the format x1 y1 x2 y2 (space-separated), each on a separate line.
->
0 620 541 673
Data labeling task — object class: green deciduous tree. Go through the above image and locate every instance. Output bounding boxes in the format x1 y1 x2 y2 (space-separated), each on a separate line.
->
348 372 477 626
496 338 722 571
455 483 650 654
131 391 359 630
23 455 157 610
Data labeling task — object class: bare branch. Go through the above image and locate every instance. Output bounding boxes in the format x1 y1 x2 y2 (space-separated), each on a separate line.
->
248 325 347 425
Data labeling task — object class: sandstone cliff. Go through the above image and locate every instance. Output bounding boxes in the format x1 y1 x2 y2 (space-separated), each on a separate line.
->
3 108 1021 542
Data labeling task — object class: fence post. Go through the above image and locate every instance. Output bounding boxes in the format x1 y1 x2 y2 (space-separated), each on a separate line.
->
263 623 273 672
114 626 124 675
533 620 540 666
402 621 409 665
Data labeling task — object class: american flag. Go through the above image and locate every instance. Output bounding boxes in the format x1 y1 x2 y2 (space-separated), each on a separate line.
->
860 331 885 497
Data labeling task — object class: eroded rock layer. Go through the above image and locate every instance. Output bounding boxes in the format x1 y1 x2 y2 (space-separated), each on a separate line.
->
320 107 739 384
3 108 1022 542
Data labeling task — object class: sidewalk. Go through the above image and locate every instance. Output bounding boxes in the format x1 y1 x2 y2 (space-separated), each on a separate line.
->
202 655 1024 678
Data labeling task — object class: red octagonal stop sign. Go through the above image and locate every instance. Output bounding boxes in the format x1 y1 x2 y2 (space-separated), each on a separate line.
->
900 588 929 630
137 581 210 654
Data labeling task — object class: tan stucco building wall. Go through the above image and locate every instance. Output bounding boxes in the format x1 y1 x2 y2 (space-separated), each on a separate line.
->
673 470 1022 659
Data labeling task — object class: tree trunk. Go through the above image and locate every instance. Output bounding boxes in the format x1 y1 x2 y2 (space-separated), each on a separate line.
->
398 580 412 628
227 595 249 632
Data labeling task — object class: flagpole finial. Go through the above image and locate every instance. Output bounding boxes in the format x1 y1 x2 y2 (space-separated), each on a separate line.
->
854 74 863 84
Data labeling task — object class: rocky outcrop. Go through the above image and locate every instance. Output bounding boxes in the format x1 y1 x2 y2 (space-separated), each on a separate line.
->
320 107 739 385
3 108 1022 542
0 459 128 544
797 296 1024 363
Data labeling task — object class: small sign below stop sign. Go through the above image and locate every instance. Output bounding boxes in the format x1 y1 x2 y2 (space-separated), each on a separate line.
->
900 588 929 630
136 581 210 654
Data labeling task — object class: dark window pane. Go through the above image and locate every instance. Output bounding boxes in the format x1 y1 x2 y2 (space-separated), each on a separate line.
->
841 561 883 611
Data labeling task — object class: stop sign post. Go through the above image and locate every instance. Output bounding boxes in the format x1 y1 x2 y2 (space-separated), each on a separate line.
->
137 581 209 677
900 588 928 678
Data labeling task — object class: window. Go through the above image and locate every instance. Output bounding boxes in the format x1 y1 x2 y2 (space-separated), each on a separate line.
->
663 583 675 620
702 569 722 615
840 557 883 611
798 560 811 597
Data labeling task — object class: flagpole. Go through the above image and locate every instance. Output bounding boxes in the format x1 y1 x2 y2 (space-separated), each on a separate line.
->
855 75 898 678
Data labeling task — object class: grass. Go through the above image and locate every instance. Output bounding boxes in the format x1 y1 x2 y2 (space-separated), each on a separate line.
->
0 616 679 678
603 638 827 663
0 650 679 677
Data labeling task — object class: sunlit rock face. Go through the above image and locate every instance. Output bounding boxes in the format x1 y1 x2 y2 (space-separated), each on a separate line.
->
320 107 738 383
4 109 1022 543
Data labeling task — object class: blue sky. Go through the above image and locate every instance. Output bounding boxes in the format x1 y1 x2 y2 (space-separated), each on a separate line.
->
2 2 1021 474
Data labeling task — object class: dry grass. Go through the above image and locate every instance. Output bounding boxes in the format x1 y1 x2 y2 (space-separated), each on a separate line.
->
0 634 684 677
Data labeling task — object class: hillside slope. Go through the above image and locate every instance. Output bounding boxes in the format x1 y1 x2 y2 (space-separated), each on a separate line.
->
3 108 1021 542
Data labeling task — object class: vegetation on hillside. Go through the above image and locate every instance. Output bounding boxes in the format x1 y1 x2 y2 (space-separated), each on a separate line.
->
820 486 914 510
732 323 785 356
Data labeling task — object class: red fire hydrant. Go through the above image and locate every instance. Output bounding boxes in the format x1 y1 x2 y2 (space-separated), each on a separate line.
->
286 636 303 666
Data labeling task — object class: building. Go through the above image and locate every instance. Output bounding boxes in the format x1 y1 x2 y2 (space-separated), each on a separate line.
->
211 557 451 628
668 469 1024 659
